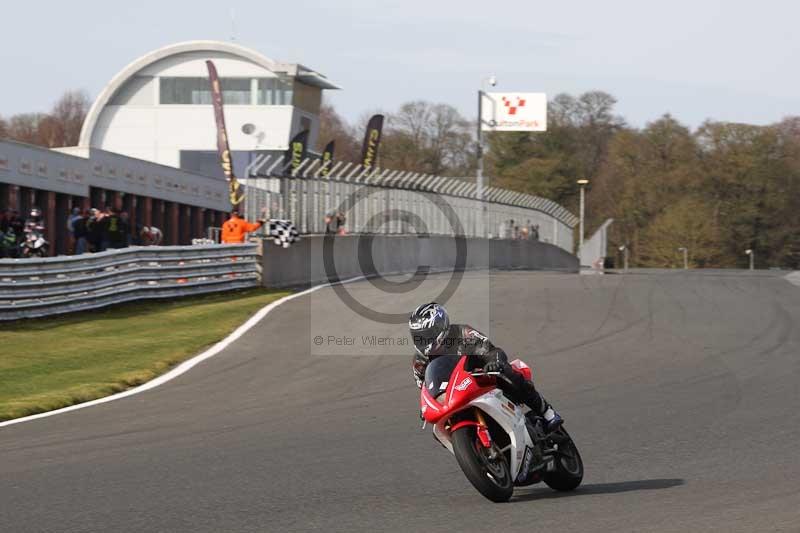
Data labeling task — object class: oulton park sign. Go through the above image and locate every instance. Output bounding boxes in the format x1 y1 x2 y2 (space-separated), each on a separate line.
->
480 92 547 132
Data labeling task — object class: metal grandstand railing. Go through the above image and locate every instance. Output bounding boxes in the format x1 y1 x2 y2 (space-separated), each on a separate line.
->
242 156 577 252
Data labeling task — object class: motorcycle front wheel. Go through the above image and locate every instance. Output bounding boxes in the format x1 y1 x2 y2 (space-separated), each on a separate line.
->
452 426 513 502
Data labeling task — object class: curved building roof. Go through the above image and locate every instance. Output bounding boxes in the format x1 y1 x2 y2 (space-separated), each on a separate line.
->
79 40 339 148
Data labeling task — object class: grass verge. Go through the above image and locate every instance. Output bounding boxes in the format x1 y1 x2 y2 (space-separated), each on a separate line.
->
0 288 290 422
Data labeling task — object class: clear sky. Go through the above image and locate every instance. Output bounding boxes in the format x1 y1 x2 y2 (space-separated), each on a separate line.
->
2 0 799 129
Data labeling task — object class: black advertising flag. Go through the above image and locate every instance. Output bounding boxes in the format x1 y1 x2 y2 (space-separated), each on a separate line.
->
360 114 384 171
206 60 244 206
320 140 335 177
284 129 310 174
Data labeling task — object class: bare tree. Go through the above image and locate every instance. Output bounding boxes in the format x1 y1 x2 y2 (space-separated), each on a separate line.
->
49 90 90 147
316 102 361 163
3 90 89 147
382 101 475 175
0 116 7 139
7 114 47 145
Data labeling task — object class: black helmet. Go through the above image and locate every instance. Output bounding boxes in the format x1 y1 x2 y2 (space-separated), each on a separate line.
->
409 302 450 356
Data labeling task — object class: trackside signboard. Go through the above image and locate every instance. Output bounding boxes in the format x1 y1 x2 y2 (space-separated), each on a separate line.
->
481 92 547 132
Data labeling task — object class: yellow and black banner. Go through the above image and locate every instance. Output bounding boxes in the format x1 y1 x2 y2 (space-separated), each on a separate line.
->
206 60 244 205
284 129 310 174
360 114 384 171
320 140 335 177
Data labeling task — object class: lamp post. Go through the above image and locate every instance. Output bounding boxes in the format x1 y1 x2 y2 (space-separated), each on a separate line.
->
619 244 629 272
476 75 497 238
745 248 754 270
577 179 589 255
677 247 688 269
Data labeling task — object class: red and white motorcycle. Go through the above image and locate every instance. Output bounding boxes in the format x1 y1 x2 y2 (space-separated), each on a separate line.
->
420 355 583 502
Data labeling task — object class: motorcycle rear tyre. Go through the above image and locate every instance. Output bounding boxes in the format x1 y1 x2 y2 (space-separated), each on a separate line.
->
542 426 583 491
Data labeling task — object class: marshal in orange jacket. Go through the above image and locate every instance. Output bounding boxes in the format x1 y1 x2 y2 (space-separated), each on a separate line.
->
221 214 263 244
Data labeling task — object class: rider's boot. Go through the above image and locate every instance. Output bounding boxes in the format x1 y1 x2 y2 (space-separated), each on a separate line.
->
541 404 563 432
505 367 565 433
520 382 563 432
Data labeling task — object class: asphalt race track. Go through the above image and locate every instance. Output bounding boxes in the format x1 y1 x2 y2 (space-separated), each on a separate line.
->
2 270 800 532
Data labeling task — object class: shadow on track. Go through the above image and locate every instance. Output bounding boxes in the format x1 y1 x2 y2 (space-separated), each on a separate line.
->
512 478 685 502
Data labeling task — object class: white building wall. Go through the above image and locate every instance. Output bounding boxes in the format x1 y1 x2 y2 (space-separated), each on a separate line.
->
87 48 318 170
92 105 298 167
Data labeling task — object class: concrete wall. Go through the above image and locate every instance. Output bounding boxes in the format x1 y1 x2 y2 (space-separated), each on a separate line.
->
261 235 578 288
579 218 613 269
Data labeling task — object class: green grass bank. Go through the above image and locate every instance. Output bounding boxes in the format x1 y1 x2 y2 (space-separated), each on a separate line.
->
0 288 290 421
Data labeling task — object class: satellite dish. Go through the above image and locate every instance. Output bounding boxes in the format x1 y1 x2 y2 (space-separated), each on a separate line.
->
241 123 256 135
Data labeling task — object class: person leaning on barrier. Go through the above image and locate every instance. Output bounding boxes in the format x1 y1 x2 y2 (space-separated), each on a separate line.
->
99 207 129 250
221 210 264 244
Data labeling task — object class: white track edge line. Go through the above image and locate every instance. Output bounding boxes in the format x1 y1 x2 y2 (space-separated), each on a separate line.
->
0 276 365 429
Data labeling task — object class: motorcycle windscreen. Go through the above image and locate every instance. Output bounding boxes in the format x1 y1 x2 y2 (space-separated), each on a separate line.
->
423 355 462 400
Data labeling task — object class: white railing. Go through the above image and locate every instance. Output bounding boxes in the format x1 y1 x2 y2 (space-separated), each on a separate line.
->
242 156 577 252
0 244 259 321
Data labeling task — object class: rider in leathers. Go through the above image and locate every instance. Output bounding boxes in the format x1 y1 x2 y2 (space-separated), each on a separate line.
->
410 302 562 431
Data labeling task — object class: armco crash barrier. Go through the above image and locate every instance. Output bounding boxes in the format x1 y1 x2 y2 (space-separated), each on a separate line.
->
0 244 260 321
260 235 579 288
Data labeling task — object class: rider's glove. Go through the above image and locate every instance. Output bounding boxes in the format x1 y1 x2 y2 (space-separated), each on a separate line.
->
483 360 502 373
413 366 424 389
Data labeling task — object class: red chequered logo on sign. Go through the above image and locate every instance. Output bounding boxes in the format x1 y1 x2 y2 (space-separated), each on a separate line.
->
501 96 527 116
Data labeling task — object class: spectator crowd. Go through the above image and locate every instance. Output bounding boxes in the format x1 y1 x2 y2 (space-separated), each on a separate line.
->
496 219 540 241
0 205 163 258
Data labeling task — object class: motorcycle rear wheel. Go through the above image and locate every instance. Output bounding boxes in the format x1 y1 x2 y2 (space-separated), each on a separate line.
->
542 426 583 491
452 426 514 502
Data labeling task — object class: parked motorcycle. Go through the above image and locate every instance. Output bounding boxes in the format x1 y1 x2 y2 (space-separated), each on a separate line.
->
20 227 49 258
420 355 583 502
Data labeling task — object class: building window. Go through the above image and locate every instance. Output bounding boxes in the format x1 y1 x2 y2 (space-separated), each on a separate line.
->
160 77 252 105
257 76 293 105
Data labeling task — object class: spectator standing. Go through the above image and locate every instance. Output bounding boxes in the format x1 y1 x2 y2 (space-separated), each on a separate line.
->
324 211 337 234
531 224 540 241
67 207 81 252
73 210 89 254
120 212 132 245
336 211 347 235
86 208 103 252
221 210 264 244
8 210 24 245
99 207 129 249
498 220 507 240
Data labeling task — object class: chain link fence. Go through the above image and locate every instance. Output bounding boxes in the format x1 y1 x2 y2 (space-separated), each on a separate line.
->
242 156 577 252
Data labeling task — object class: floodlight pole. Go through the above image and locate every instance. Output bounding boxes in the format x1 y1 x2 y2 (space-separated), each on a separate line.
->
678 247 688 269
619 245 629 272
476 76 496 239
476 89 486 238
577 179 589 257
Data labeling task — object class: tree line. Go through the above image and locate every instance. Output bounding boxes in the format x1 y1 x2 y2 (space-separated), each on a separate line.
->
3 89 798 269
321 93 800 269
0 90 90 148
